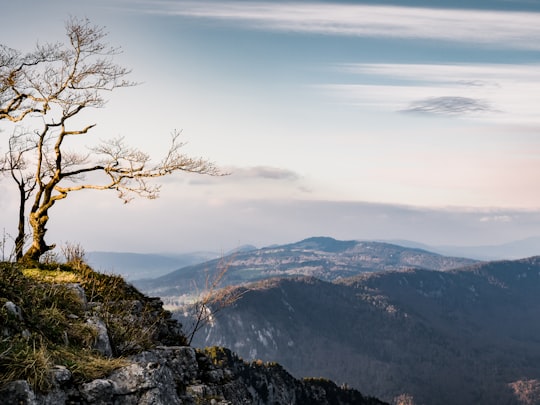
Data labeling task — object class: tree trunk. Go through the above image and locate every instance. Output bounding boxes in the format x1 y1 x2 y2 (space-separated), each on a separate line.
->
21 211 55 262
15 182 26 261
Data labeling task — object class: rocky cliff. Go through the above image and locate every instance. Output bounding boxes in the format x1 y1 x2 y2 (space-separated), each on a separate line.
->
1 345 387 404
0 262 386 405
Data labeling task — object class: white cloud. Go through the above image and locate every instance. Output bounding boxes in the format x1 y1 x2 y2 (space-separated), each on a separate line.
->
321 63 540 124
140 1 540 49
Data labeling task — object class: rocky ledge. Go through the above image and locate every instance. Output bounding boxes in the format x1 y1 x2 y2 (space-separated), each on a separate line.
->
1 345 386 405
0 263 386 405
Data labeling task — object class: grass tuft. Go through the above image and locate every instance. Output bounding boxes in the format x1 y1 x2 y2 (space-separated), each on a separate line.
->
0 335 53 392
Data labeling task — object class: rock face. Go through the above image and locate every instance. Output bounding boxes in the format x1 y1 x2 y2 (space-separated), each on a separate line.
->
1 345 387 405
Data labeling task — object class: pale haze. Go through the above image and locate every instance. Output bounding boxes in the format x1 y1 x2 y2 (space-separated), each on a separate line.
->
2 0 540 254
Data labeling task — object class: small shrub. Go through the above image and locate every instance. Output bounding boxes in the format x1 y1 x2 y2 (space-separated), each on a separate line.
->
61 242 86 269
39 250 61 265
204 346 236 368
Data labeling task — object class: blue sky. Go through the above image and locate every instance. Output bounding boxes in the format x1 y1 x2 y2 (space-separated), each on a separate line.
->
2 0 540 254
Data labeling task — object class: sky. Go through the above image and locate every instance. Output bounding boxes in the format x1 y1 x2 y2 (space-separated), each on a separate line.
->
2 0 540 255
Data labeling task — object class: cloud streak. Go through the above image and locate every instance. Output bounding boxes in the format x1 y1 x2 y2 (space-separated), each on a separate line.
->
230 166 300 181
402 96 496 116
322 63 540 123
339 63 540 84
185 165 303 187
140 1 540 49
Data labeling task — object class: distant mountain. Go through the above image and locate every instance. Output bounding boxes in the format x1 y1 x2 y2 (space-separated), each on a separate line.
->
86 251 219 280
133 237 477 304
180 256 540 405
383 236 540 260
225 244 258 254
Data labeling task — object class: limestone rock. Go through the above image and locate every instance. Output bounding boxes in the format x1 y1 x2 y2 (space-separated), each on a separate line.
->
86 316 113 357
1 300 31 338
0 346 386 405
50 365 72 385
0 380 37 405
80 379 115 404
3 301 23 321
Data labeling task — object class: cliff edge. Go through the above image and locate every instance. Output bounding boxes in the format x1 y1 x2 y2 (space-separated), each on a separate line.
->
0 262 385 405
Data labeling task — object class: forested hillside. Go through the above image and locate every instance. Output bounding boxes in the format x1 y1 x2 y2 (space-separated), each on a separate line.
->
181 256 540 405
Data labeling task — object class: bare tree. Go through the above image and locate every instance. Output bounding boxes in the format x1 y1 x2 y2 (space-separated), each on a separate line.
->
0 18 223 262
184 256 247 345
0 42 63 123
0 127 37 260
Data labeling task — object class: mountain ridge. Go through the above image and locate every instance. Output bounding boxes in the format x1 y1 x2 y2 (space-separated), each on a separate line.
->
87 235 540 281
133 237 477 305
180 256 540 405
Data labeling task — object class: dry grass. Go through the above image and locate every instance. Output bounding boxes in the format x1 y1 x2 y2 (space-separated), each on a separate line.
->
0 336 53 392
23 268 80 283
52 347 128 381
0 260 180 392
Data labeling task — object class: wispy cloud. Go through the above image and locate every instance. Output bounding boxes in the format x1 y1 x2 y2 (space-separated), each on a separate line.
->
186 165 302 185
322 63 540 123
339 63 540 85
178 165 311 202
402 96 496 116
139 1 540 49
231 166 300 181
